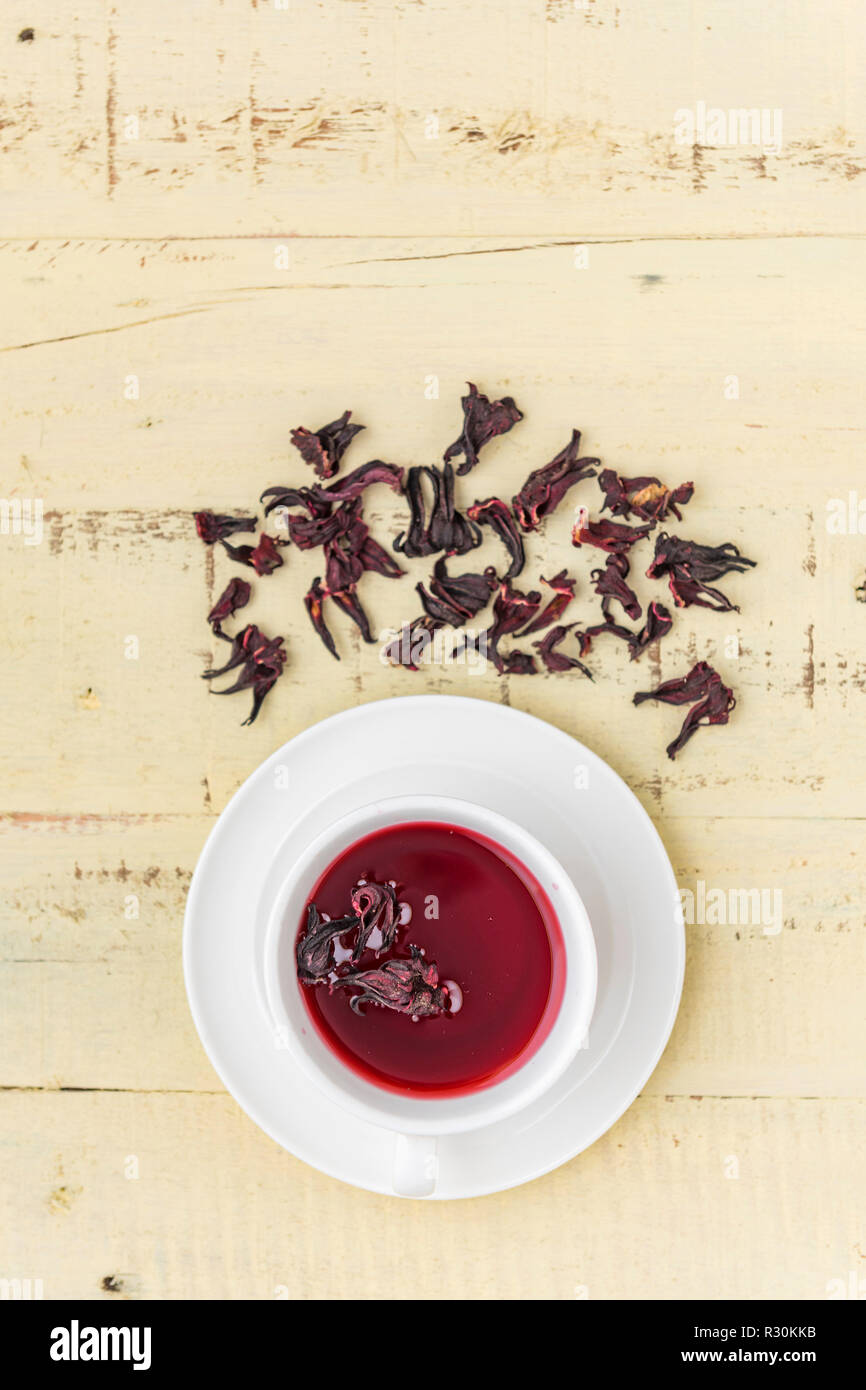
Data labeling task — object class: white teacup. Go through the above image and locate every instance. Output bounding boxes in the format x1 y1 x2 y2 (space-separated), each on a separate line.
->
262 794 597 1197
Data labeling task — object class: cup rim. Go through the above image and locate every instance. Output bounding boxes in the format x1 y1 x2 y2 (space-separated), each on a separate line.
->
262 793 598 1136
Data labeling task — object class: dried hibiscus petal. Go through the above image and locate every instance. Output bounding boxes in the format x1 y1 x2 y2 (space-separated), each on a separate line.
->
491 579 541 638
467 497 525 578
296 905 357 984
358 534 404 579
443 383 523 476
202 623 287 725
579 617 636 654
417 557 497 627
260 485 330 521
431 558 498 620
220 531 285 576
311 460 404 503
194 511 257 544
304 576 339 661
207 577 251 632
580 600 672 662
572 515 653 555
330 585 375 643
635 662 736 759
201 627 253 680
332 945 449 1018
513 431 599 532
323 511 372 592
519 569 576 636
647 532 756 613
290 410 364 480
285 498 360 551
350 880 398 959
499 649 537 675
598 469 694 523
629 600 673 659
394 465 480 559
633 659 718 707
383 616 444 670
483 579 541 673
533 625 593 679
591 553 642 621
393 467 434 558
415 579 464 627
428 464 482 555
664 685 736 759
280 497 400 585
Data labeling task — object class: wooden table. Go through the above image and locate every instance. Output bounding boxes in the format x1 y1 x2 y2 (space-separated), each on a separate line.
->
1 1 864 1300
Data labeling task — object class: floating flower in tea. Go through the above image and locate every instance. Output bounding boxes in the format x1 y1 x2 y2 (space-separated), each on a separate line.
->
332 946 450 1019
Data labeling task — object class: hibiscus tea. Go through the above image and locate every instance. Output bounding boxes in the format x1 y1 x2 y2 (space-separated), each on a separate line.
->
296 821 566 1097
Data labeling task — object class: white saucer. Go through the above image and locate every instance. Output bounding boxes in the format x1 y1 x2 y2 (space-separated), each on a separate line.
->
183 695 684 1199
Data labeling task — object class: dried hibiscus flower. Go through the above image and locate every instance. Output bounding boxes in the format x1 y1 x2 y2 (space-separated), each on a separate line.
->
443 383 523 476
513 431 599 532
296 905 357 984
591 553 642 621
519 569 576 636
533 625 593 679
207 577 251 633
383 616 444 670
194 511 257 544
290 410 364 479
310 460 404 503
467 497 525 578
577 617 633 654
598 469 694 523
324 511 404 592
498 649 537 675
482 579 541 674
332 945 449 1018
414 581 463 628
572 515 653 555
634 661 736 759
304 576 339 660
202 623 287 725
646 532 757 612
630 601 673 658
280 498 357 552
220 531 285 576
394 468 435 558
394 464 481 559
350 880 398 960
260 485 330 522
417 557 498 627
330 586 375 643
579 601 672 662
633 659 718 707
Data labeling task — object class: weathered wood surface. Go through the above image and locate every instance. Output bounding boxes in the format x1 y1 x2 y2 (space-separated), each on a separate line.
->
2 1 866 237
1 2 864 1302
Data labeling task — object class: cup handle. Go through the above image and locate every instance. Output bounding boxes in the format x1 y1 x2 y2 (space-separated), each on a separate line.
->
392 1133 438 1197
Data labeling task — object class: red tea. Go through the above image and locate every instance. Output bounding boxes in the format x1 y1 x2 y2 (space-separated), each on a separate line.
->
296 821 565 1096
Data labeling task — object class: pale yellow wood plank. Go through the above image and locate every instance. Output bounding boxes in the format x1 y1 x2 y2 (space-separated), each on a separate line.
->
1 236 864 816
1 1 863 1304
1 2 865 236
0 1091 861 1299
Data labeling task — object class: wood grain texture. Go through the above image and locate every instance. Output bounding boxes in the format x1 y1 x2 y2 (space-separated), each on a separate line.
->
2 1 865 236
1 0 864 1302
